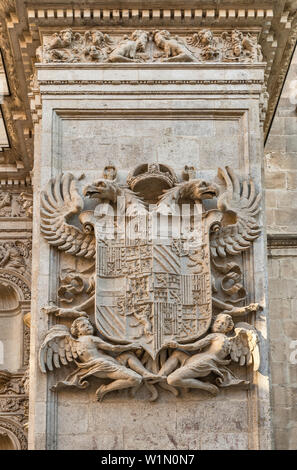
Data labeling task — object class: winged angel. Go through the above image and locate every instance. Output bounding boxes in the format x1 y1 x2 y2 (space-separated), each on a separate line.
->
39 166 262 400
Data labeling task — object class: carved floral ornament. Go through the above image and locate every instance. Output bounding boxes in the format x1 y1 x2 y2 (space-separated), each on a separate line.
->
39 164 262 402
37 28 263 64
0 191 32 218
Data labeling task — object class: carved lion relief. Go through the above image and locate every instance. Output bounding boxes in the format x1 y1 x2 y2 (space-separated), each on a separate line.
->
37 28 263 64
39 164 262 401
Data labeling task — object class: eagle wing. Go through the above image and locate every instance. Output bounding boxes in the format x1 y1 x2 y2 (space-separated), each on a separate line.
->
210 166 261 258
230 322 260 371
40 173 95 259
39 324 80 373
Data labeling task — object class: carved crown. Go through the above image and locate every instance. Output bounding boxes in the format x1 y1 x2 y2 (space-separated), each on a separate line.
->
127 163 178 203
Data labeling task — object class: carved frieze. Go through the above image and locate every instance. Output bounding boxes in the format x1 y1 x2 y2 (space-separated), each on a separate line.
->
37 28 263 64
0 191 29 218
0 240 31 275
39 163 262 401
19 192 33 219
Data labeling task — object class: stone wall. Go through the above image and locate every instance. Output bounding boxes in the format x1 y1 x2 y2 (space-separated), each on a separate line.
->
265 46 297 450
265 47 297 234
28 63 271 450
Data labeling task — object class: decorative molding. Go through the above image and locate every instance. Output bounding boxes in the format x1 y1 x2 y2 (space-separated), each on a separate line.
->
0 1 295 164
267 233 297 249
0 269 31 300
28 7 275 22
0 417 27 450
39 79 264 86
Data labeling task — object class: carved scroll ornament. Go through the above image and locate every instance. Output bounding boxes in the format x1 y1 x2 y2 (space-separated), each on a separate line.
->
37 28 263 64
39 164 262 401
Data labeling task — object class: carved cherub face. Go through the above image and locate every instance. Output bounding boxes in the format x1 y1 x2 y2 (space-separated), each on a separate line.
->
60 29 73 45
131 30 148 51
198 29 213 45
91 31 105 46
71 318 94 337
212 314 234 334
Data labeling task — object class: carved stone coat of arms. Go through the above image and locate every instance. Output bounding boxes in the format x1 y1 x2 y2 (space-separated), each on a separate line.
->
39 163 262 401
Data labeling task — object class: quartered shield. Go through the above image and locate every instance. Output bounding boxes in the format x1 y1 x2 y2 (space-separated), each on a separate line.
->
95 207 212 359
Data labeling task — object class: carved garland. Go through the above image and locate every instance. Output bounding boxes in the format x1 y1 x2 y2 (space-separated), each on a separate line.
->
37 28 263 65
0 418 27 450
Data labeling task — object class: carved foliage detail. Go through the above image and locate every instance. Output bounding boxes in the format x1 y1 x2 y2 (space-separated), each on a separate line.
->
0 371 29 445
0 240 31 275
38 28 263 64
0 191 29 218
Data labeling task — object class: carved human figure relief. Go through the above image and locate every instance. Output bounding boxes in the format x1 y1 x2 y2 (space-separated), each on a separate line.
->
153 30 196 62
0 192 28 218
37 28 263 64
39 317 159 401
37 28 113 63
39 164 262 401
187 29 220 60
0 241 31 273
107 30 149 63
221 30 263 62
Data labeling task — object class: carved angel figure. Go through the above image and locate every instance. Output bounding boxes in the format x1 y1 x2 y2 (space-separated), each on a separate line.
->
0 242 27 272
83 31 113 61
39 316 158 401
221 30 263 62
19 192 33 218
187 29 220 60
153 30 196 62
38 28 113 63
107 30 149 63
159 313 259 395
39 165 262 401
48 28 74 50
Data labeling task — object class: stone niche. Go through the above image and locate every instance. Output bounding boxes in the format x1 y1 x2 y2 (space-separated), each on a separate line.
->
29 61 272 450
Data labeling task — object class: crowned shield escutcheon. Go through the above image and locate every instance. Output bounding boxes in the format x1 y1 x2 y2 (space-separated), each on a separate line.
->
95 207 212 359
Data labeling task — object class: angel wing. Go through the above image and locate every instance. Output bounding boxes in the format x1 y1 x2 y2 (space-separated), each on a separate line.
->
39 324 80 373
210 166 261 258
230 322 260 371
40 173 95 259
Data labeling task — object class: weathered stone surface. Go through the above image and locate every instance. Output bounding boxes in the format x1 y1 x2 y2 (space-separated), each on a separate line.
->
25 60 272 451
0 0 296 452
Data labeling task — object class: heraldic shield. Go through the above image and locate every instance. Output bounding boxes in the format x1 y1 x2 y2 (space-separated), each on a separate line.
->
95 208 212 360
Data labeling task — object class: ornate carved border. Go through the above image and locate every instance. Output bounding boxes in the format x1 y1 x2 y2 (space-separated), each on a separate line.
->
0 417 27 450
0 269 31 301
267 233 297 249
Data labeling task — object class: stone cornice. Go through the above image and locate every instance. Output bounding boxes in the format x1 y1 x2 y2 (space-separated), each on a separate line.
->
267 233 297 249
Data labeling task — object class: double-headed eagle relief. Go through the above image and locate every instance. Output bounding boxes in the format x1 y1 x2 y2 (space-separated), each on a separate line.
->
39 163 262 401
37 28 263 64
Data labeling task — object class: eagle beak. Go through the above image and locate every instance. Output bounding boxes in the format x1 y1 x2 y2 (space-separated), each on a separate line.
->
83 184 103 198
